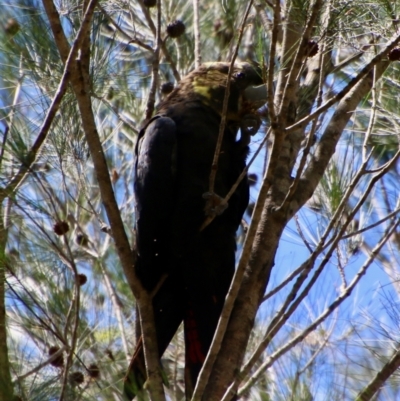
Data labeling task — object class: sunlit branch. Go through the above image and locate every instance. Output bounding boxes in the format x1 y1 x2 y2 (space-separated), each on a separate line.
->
277 38 329 210
43 0 166 399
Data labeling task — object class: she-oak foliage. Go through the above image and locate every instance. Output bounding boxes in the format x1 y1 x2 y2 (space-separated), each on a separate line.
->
1 1 400 401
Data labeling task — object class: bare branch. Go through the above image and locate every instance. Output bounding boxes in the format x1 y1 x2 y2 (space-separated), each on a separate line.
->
42 0 165 399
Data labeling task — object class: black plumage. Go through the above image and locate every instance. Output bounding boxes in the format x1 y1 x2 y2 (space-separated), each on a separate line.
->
124 62 265 400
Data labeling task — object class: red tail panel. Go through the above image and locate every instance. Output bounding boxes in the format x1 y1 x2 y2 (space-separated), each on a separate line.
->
185 308 206 365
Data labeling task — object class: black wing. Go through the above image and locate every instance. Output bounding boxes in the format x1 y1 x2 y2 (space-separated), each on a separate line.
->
125 116 185 400
134 116 177 290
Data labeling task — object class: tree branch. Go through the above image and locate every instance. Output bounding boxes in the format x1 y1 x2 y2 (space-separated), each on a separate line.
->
42 0 165 399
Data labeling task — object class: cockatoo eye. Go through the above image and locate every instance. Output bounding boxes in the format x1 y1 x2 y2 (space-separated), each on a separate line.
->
234 71 246 79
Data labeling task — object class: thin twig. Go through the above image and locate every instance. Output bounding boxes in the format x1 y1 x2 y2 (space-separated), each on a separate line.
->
100 260 131 362
1 0 99 201
276 39 328 210
193 0 201 68
145 0 162 120
136 0 180 81
331 50 365 74
0 126 9 176
195 105 280 399
59 211 82 401
95 95 139 134
0 46 76 201
200 127 271 231
266 0 280 122
208 1 254 192
98 3 154 52
363 65 377 163
261 260 309 303
294 214 313 252
0 70 23 171
272 149 400 341
6 273 66 343
342 206 400 240
17 346 68 381
201 0 255 232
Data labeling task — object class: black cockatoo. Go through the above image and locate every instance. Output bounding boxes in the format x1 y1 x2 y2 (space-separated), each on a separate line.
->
124 62 266 400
